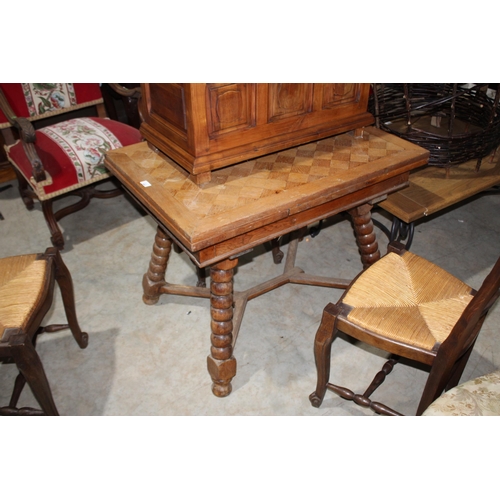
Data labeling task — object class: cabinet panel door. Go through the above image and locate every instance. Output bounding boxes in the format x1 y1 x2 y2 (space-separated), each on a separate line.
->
321 83 362 109
149 83 187 132
267 84 314 122
206 83 256 137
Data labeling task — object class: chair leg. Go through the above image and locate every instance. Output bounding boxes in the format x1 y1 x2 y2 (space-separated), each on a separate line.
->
309 303 340 408
41 199 65 250
42 183 122 250
363 357 398 399
9 372 27 408
444 342 475 392
417 337 479 416
49 248 89 349
9 333 59 416
8 325 47 407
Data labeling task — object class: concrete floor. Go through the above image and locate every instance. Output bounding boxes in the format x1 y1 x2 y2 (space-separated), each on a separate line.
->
1 172 499 416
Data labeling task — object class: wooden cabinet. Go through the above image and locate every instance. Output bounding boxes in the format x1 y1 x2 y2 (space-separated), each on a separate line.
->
139 83 374 183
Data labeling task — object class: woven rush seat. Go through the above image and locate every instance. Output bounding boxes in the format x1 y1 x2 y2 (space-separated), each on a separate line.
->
342 251 474 352
0 254 50 337
0 248 88 415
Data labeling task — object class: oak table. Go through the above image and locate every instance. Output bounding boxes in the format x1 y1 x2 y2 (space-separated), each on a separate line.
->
105 126 429 397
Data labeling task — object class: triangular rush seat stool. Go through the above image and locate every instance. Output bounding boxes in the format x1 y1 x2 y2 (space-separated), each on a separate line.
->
309 241 500 416
0 248 88 415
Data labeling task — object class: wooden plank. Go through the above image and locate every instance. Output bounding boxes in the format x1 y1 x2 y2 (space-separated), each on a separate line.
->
379 154 500 223
380 189 427 221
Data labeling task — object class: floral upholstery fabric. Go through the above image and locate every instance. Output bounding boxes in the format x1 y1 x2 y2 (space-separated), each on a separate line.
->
22 83 78 117
0 83 103 128
5 117 142 200
423 370 500 416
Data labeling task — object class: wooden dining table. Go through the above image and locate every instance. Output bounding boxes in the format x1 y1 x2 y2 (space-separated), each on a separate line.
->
104 126 429 397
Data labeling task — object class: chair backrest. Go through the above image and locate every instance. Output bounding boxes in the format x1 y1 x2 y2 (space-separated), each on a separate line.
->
440 255 500 360
416 255 500 414
0 83 104 130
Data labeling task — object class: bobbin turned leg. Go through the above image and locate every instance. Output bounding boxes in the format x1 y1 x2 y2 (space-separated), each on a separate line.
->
348 203 381 268
207 258 238 397
143 225 171 305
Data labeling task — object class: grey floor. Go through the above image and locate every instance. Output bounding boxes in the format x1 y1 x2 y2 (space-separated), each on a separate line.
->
1 173 499 416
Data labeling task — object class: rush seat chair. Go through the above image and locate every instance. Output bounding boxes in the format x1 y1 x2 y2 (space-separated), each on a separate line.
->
309 241 500 416
0 83 142 249
0 248 88 415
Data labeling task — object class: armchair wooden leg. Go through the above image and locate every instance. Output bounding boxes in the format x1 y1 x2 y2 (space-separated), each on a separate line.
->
41 199 64 250
14 169 35 210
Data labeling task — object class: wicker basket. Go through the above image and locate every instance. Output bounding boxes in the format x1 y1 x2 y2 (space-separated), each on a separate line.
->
370 83 500 169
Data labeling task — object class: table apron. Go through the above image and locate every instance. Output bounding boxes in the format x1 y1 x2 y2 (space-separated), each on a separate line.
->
190 173 409 267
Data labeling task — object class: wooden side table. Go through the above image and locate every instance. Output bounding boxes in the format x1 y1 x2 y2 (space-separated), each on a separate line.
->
105 126 429 397
378 154 500 248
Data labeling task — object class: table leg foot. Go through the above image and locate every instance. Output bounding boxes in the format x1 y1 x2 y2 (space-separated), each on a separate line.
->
208 258 238 397
207 356 237 397
143 225 171 305
348 203 381 268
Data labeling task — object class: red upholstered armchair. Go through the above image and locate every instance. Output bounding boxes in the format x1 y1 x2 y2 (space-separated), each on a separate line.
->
0 83 142 249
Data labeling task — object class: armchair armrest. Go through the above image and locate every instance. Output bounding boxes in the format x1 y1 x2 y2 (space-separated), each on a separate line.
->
0 87 18 128
103 84 142 127
19 126 46 182
0 87 46 182
0 88 36 140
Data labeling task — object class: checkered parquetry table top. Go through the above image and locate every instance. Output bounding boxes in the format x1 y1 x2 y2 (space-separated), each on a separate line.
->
124 128 406 219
